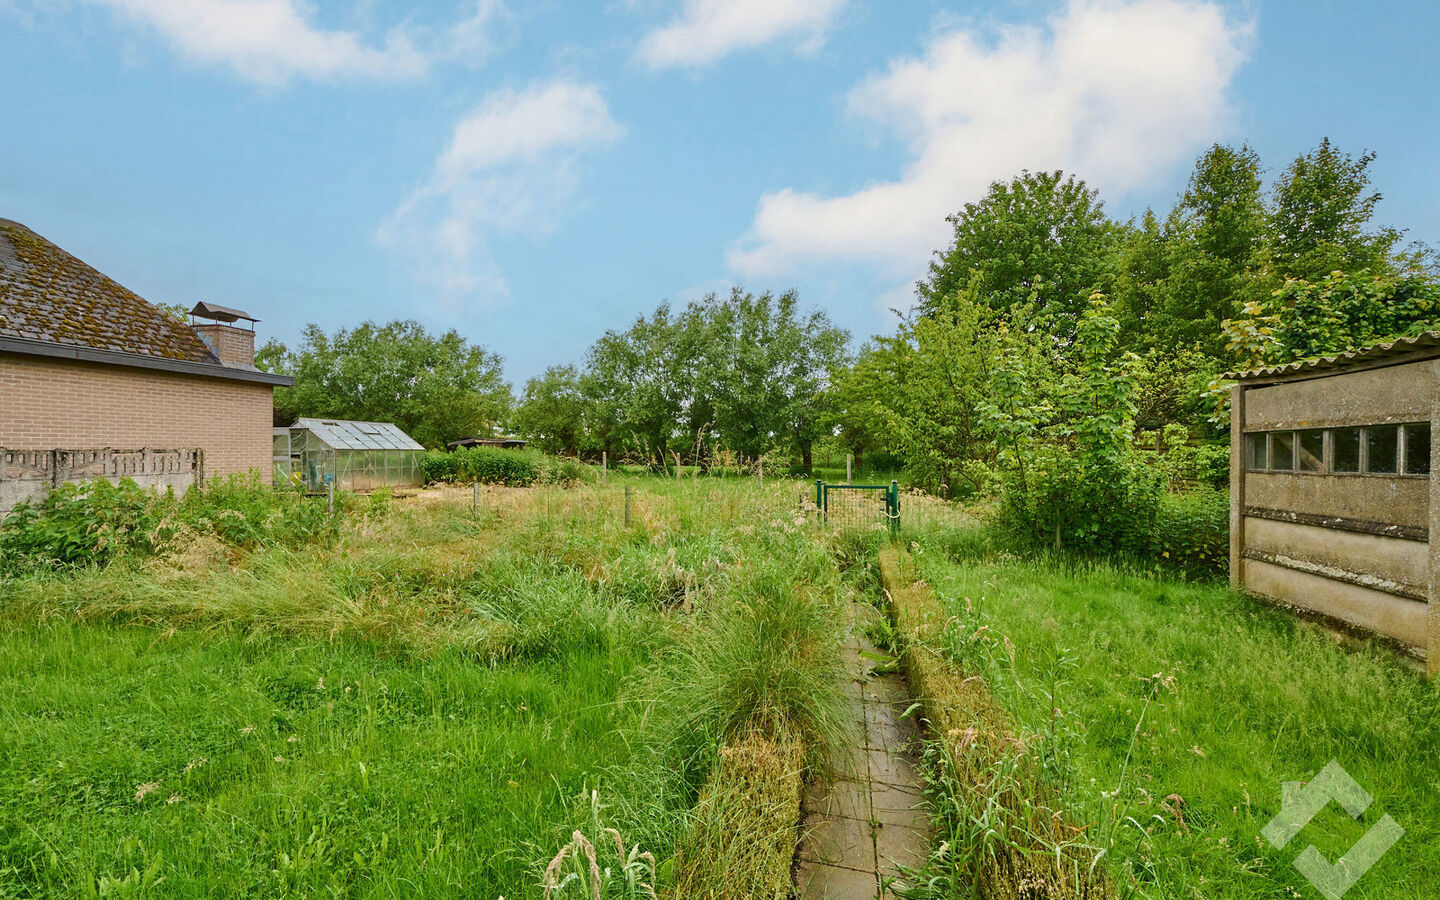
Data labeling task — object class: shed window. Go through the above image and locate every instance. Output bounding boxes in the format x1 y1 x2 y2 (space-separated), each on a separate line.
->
1364 426 1399 474
1403 423 1431 476
1269 432 1295 471
1298 430 1325 473
1246 432 1267 470
1332 427 1361 473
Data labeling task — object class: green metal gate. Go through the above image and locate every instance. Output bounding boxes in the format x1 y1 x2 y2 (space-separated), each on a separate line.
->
815 479 900 535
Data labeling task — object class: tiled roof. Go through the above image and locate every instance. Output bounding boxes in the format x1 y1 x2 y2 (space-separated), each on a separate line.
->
0 218 217 363
1230 331 1440 382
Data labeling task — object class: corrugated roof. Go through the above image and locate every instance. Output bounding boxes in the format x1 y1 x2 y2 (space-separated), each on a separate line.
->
292 418 425 451
0 218 219 363
1230 331 1440 382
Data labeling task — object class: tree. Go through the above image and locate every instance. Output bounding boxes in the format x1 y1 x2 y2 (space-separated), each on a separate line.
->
268 320 511 449
514 365 586 456
826 339 907 473
919 170 1121 343
1268 138 1401 282
886 289 1003 495
706 289 849 470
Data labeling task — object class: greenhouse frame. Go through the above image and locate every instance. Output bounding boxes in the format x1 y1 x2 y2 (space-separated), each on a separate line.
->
275 418 425 492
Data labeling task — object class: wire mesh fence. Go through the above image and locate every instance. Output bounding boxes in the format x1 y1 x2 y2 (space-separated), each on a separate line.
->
810 480 899 534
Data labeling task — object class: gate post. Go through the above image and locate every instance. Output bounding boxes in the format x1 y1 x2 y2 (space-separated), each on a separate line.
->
889 480 900 537
815 479 823 522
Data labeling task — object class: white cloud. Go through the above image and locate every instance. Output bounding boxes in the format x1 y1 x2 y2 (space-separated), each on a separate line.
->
727 0 1252 283
79 0 507 85
637 0 845 69
377 81 623 309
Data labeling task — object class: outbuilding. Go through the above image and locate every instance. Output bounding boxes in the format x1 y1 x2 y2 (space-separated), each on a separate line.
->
279 418 425 492
1229 333 1440 675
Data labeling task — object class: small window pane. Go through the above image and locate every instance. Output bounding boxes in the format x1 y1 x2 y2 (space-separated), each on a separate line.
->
1332 428 1361 473
1404 423 1431 476
1246 433 1267 470
1298 430 1325 473
1365 426 1398 474
1269 432 1295 471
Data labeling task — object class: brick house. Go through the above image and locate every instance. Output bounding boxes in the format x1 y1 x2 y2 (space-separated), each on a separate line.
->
0 218 292 490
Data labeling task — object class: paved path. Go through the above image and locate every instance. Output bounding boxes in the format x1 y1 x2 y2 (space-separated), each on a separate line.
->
796 612 931 898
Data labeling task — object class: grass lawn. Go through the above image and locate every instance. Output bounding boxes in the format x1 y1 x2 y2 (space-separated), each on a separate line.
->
905 531 1440 900
0 477 851 899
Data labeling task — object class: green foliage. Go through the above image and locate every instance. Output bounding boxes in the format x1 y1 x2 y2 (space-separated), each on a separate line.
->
0 476 343 576
267 320 511 449
513 364 588 455
0 479 171 572
579 288 848 470
909 546 1440 899
1147 489 1229 579
1263 268 1440 364
886 288 1003 495
990 295 1165 556
1268 137 1401 282
422 447 539 486
920 169 1122 342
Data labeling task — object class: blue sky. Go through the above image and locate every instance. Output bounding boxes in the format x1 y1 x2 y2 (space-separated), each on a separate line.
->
2 0 1437 386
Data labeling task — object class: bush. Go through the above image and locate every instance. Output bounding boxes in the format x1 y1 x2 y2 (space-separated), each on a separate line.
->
422 447 595 487
1148 488 1229 579
996 446 1164 557
0 479 172 573
0 474 349 576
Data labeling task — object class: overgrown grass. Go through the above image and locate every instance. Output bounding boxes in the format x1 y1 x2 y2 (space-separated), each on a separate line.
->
905 528 1440 900
1 475 855 898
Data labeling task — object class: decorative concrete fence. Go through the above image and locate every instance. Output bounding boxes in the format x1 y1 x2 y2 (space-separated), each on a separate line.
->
0 448 204 516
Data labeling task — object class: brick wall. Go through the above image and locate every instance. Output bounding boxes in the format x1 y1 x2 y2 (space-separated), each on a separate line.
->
0 354 275 479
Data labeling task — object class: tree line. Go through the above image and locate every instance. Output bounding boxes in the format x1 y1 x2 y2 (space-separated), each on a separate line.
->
260 137 1439 512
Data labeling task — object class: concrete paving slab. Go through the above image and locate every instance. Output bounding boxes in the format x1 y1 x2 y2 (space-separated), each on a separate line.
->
799 812 875 869
796 859 881 900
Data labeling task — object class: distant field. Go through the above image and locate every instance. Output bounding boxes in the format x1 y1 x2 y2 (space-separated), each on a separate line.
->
903 528 1440 899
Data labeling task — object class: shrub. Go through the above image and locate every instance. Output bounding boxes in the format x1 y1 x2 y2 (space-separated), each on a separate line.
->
423 447 539 486
996 446 1164 556
0 479 172 573
0 474 349 576
1148 488 1229 579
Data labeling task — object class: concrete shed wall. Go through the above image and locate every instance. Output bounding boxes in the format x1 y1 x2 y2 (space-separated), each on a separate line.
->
1231 361 1439 671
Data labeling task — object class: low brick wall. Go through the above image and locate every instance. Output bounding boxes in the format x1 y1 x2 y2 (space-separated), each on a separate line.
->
0 447 202 515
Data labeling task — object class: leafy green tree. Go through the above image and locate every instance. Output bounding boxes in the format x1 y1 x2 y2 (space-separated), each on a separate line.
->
581 304 692 469
1268 138 1401 282
513 365 587 456
268 320 510 449
706 289 849 471
886 291 1003 495
1237 270 1440 366
825 339 906 473
919 170 1121 342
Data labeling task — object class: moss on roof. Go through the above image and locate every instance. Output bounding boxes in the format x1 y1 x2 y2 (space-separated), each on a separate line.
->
0 218 216 363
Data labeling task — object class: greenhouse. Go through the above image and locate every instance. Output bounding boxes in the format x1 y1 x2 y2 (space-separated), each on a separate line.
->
277 418 426 492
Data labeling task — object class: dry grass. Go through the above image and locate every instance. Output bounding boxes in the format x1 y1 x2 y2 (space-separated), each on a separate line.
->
672 729 806 900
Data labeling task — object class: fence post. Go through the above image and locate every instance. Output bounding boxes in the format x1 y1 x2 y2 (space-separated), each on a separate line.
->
889 480 900 537
758 458 763 489
815 479 823 522
602 451 607 484
327 481 334 516
472 480 479 515
846 453 852 484
624 485 632 528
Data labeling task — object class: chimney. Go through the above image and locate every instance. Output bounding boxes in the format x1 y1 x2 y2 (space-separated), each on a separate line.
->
189 301 258 369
